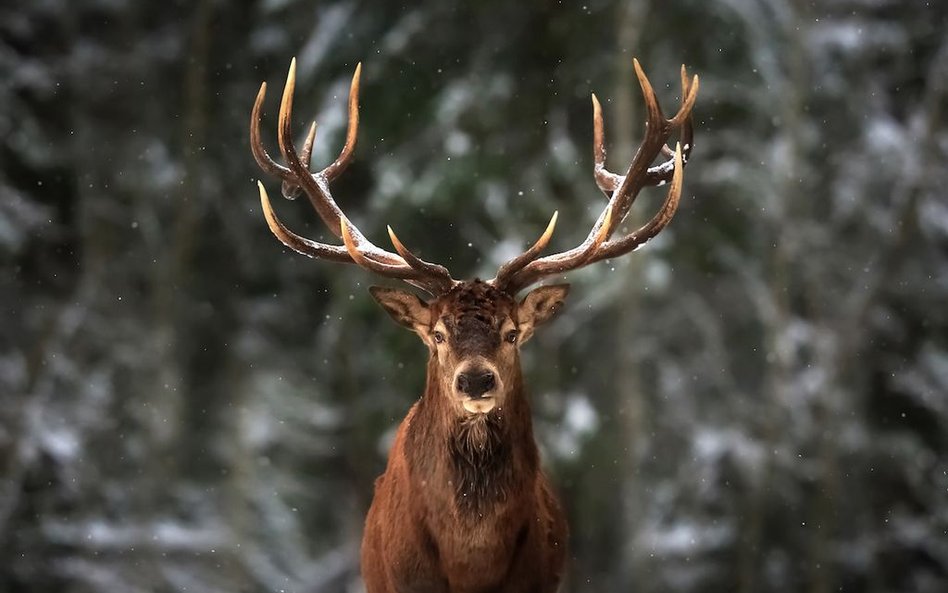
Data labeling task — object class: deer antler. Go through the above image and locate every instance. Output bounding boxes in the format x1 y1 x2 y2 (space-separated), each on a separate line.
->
251 59 457 295
491 60 699 294
253 59 697 298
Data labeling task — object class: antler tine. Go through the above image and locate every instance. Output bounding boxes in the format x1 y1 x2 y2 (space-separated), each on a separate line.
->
301 121 318 168
258 181 351 262
253 59 458 295
387 225 454 288
669 65 699 128
497 60 697 294
649 65 698 183
592 94 623 195
492 211 558 287
251 82 293 181
496 207 613 293
339 218 414 277
340 218 453 294
323 63 361 181
659 66 693 158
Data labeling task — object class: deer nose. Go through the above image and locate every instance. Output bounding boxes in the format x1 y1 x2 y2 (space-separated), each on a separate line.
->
456 370 496 398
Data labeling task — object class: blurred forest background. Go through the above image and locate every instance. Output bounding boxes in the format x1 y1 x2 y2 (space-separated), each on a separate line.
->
2 0 947 592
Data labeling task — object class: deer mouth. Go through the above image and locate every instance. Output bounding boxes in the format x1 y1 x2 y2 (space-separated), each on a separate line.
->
462 397 497 414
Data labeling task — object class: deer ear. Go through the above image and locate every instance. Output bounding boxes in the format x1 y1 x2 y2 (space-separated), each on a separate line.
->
517 284 570 344
369 286 431 332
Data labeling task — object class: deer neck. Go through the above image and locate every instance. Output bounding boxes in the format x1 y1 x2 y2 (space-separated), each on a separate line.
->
407 357 539 515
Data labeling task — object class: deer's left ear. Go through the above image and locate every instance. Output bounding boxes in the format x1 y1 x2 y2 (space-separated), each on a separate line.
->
517 284 570 344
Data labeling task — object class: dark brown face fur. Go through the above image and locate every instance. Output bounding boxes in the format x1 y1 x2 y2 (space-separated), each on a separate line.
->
370 280 570 416
427 281 519 414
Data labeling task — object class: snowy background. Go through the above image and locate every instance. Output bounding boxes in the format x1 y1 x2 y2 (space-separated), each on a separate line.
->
2 0 947 592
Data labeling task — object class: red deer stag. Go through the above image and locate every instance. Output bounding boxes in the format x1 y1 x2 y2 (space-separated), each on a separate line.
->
251 58 698 593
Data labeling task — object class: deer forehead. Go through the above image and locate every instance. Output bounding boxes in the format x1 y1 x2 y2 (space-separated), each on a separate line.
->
434 282 518 327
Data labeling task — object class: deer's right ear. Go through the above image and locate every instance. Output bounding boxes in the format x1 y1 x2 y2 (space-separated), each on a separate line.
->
369 286 431 332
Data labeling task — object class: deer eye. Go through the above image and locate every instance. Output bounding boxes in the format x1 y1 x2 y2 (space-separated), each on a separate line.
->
433 331 445 344
505 330 519 344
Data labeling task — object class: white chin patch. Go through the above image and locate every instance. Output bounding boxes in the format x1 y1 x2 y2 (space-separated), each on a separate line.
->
462 398 497 414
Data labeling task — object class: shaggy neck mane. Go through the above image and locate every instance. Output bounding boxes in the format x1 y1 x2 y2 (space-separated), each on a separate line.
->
407 357 536 517
449 412 512 514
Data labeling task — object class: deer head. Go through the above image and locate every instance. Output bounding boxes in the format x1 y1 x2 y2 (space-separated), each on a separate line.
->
250 58 697 417
369 281 568 414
